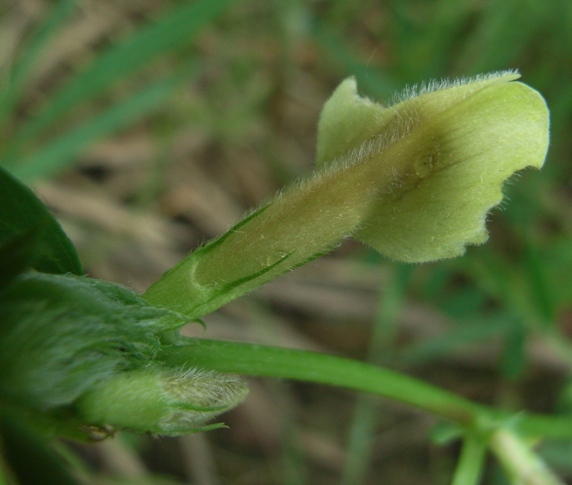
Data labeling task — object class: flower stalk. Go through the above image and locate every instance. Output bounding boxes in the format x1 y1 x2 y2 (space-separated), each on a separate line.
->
158 339 572 442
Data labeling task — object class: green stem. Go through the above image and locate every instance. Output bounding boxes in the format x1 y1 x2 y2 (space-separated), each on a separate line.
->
451 434 487 485
159 339 572 440
489 428 565 485
160 339 489 426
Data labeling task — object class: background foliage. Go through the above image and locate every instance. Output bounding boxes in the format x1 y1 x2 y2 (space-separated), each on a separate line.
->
0 0 571 484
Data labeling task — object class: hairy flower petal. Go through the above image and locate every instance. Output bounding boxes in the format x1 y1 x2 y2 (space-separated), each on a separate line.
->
317 72 549 261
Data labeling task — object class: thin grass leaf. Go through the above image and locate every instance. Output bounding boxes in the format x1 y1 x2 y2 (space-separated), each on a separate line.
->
0 0 78 129
315 26 400 99
387 0 473 80
341 265 412 485
456 0 547 73
523 239 556 325
5 0 232 152
451 434 487 485
500 321 526 381
9 65 194 182
400 315 515 365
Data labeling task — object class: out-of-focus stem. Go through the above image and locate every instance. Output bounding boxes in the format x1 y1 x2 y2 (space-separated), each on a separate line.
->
451 435 487 485
489 428 565 485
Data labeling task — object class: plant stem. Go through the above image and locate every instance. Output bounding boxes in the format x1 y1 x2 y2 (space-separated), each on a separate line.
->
451 434 487 485
160 339 489 426
489 428 565 485
160 339 572 440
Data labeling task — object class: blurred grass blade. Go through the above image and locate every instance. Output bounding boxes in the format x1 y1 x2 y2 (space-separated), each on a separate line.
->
316 26 399 99
341 265 412 485
400 315 514 365
10 66 194 182
456 0 546 73
0 0 78 128
500 320 526 381
523 238 555 326
5 0 231 152
0 166 82 275
387 0 473 80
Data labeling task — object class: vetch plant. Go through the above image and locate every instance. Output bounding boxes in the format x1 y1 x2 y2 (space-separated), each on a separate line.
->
0 71 562 485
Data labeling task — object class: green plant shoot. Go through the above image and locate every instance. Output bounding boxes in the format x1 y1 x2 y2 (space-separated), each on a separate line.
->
0 70 552 485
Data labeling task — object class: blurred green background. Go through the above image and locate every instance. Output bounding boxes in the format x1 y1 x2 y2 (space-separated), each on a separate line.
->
1 0 571 484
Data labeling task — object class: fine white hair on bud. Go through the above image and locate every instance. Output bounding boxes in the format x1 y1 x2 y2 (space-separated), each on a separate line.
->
76 366 249 436
391 70 520 104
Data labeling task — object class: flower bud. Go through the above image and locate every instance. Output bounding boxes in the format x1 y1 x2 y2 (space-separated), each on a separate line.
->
145 71 549 318
76 367 248 435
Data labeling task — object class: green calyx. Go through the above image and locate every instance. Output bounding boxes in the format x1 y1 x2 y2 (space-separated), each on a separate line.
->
76 368 248 435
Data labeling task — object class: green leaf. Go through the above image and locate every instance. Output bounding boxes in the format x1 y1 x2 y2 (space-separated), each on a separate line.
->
0 271 224 438
0 414 79 485
0 166 82 275
0 225 44 289
0 272 186 412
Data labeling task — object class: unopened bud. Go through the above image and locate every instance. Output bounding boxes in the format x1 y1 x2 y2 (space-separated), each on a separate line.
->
145 71 549 318
76 367 248 435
